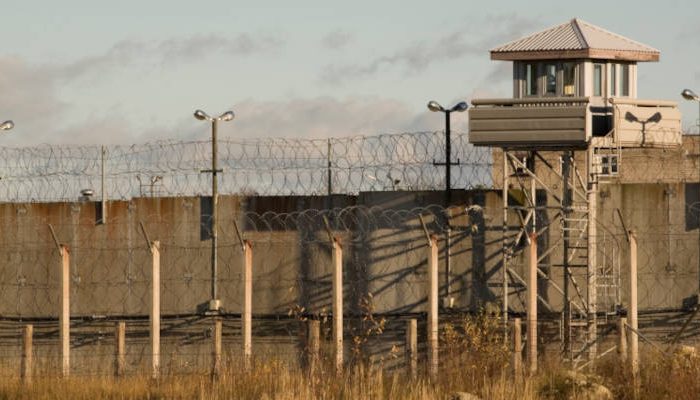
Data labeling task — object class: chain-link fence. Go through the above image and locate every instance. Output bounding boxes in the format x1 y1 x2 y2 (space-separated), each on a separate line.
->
0 199 697 377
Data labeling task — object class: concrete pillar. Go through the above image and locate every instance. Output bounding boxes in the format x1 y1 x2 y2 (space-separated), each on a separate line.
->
307 320 320 376
406 318 417 379
618 317 627 362
150 240 160 379
212 318 222 378
60 245 70 377
21 324 33 384
332 238 343 374
513 318 522 376
428 236 439 379
243 240 253 369
115 321 126 378
629 231 639 378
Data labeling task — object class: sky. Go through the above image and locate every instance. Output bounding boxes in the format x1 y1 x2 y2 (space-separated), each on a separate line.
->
0 0 699 146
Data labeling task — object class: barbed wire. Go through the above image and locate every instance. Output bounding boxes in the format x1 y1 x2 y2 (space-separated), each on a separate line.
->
0 131 493 202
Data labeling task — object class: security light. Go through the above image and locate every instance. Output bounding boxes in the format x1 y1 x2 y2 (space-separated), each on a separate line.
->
0 120 14 131
194 109 211 121
219 111 235 121
427 101 444 112
450 102 469 112
681 89 699 101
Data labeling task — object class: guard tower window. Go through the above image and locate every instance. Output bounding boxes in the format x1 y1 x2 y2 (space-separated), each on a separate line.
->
620 64 630 96
525 63 537 96
610 64 617 96
593 63 603 96
562 62 576 96
545 63 557 95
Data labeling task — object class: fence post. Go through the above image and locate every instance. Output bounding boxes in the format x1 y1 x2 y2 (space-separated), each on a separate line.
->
428 235 439 380
60 244 70 377
307 320 320 376
526 233 538 374
21 324 33 383
629 230 639 379
150 240 161 379
243 240 253 369
513 317 522 376
406 318 417 379
115 321 126 378
212 318 222 378
332 237 343 374
618 317 627 362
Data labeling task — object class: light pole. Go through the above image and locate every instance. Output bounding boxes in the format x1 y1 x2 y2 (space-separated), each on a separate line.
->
194 109 235 312
428 100 468 304
428 100 468 205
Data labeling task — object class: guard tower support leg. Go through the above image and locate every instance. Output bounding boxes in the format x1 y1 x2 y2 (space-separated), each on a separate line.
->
587 146 598 362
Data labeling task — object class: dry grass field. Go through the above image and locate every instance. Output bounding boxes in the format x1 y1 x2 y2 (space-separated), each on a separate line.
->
1 314 698 399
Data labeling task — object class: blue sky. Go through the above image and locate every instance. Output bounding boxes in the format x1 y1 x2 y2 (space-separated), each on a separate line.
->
0 0 698 145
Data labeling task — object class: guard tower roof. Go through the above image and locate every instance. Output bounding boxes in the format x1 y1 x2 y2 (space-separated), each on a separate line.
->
490 18 659 62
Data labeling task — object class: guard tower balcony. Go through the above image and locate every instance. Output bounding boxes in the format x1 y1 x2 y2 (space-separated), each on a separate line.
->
468 18 681 149
469 96 681 148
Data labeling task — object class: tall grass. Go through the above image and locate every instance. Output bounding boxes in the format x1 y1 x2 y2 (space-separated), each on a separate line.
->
1 313 698 399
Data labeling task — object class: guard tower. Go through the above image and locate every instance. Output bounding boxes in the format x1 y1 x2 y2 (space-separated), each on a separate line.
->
468 19 682 363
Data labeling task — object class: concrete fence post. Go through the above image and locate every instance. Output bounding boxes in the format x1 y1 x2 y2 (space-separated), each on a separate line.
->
150 240 161 379
332 238 343 374
526 233 538 374
115 322 126 378
428 235 439 380
513 317 522 376
243 240 253 369
629 231 639 379
307 320 320 376
60 244 70 377
406 318 418 379
21 324 33 383
212 318 222 378
618 317 627 363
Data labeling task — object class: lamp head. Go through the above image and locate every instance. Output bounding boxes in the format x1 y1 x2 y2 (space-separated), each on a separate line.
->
647 112 662 124
427 101 444 112
194 109 211 121
0 120 13 131
218 111 235 122
624 112 639 123
681 89 699 101
450 101 469 112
